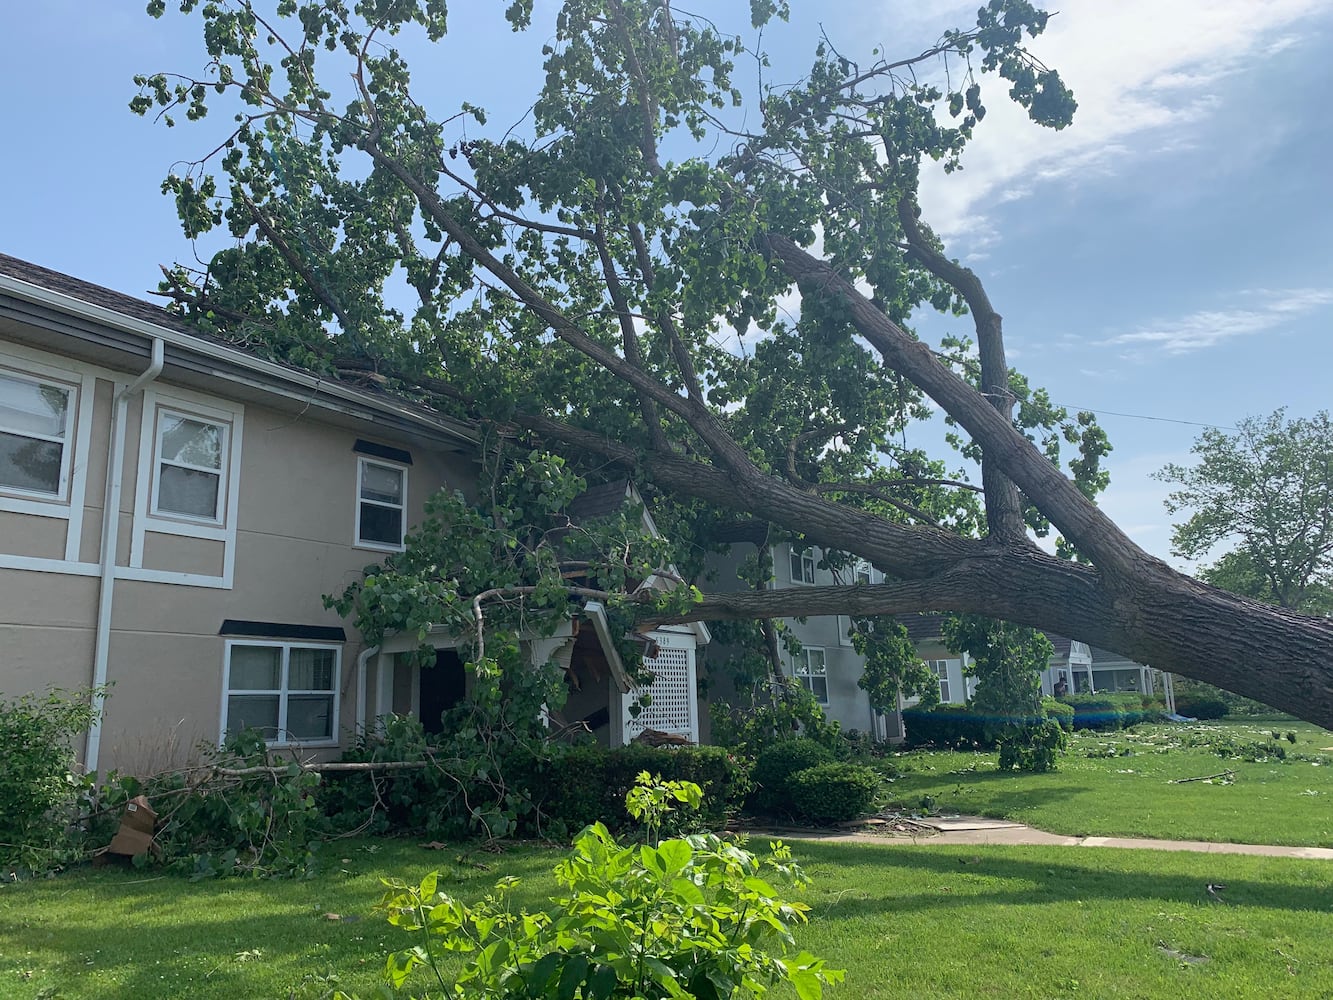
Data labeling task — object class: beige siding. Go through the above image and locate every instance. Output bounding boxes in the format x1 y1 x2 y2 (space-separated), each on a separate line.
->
0 509 68 558
0 334 477 773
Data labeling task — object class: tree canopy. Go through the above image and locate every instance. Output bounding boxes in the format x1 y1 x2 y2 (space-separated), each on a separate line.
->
1158 409 1333 615
129 0 1333 726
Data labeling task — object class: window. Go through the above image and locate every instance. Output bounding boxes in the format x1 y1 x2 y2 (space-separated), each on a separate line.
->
0 369 74 499
928 659 954 703
153 408 228 522
855 561 872 586
837 614 854 646
356 457 407 550
223 642 340 745
789 546 816 584
795 647 828 704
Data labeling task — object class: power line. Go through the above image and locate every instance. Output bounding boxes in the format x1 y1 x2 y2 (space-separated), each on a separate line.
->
1049 403 1235 433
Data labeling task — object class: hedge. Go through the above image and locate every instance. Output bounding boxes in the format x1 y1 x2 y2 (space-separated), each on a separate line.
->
747 738 835 817
1057 693 1166 730
521 743 750 834
1172 694 1229 720
788 762 881 825
1042 697 1075 733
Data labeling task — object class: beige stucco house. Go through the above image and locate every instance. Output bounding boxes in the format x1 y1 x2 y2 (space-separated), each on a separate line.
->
0 254 702 773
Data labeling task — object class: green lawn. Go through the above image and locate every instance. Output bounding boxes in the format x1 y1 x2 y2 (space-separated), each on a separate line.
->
4 837 1332 999
881 718 1333 846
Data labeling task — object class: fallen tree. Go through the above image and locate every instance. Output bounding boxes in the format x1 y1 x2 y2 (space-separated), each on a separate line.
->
131 0 1333 724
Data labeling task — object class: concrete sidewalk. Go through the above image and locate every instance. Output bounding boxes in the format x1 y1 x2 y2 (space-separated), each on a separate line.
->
751 816 1333 860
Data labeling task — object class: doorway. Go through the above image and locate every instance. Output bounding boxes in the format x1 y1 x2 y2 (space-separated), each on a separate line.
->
418 648 466 734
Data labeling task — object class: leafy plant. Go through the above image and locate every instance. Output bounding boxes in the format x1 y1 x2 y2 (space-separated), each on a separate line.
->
995 719 1067 772
749 739 835 817
0 687 98 873
359 777 843 999
788 763 880 825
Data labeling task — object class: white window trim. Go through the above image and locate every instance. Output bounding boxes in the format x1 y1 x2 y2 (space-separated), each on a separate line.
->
854 560 873 586
131 386 244 587
795 646 829 704
0 365 77 503
788 545 817 585
837 614 854 646
220 639 342 748
354 455 408 552
149 406 229 526
0 346 101 567
929 658 956 704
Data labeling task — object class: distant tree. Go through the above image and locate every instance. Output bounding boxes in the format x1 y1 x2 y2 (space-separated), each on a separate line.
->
1157 410 1333 615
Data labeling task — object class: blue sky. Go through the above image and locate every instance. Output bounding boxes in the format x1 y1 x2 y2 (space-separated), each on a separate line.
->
3 0 1331 569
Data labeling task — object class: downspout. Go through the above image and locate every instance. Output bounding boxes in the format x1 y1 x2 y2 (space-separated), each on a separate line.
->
355 644 379 737
86 338 164 772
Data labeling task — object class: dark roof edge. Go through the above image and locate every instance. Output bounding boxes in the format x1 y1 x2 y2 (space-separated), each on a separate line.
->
0 256 477 448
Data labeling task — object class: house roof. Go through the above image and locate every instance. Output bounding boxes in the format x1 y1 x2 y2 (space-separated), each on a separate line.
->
0 252 477 450
1091 646 1146 668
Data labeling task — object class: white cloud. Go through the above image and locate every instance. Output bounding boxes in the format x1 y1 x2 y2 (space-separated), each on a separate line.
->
884 0 1331 253
1103 288 1333 356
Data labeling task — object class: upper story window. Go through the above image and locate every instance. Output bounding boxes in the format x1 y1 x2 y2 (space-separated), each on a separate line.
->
789 546 816 584
152 408 228 522
356 456 407 551
855 561 873 586
0 368 74 500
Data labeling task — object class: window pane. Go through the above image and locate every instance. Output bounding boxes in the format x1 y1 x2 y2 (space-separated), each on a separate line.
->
359 503 402 545
789 549 803 580
226 695 279 738
286 694 334 740
158 464 220 518
0 374 68 438
229 646 281 690
0 432 62 494
289 648 335 690
160 415 222 469
811 677 828 702
806 649 825 673
360 463 402 504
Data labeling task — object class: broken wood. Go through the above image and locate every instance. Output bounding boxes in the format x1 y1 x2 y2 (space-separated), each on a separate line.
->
213 760 430 778
1170 769 1235 784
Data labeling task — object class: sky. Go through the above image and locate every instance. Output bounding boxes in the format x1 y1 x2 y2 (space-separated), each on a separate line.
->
3 0 1331 570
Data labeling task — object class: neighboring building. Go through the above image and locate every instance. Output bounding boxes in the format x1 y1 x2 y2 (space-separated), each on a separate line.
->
702 541 903 742
0 254 701 772
898 613 1164 707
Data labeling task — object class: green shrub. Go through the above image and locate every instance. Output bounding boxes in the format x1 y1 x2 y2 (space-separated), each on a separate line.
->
996 720 1068 772
522 743 749 836
361 776 843 1000
1042 697 1075 732
748 738 835 816
901 705 995 748
0 688 97 872
1061 694 1124 731
1173 694 1230 720
789 762 880 824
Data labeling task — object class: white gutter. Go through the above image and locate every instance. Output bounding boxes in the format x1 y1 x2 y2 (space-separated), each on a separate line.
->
86 338 164 772
355 644 379 736
0 273 476 447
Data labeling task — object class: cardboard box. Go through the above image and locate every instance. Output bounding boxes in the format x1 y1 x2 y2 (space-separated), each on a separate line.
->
107 795 157 857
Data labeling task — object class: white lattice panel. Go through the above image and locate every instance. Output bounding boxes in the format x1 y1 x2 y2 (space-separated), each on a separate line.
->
623 635 697 742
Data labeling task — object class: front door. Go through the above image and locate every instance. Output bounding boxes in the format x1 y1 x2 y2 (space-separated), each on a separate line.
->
419 649 466 734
